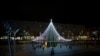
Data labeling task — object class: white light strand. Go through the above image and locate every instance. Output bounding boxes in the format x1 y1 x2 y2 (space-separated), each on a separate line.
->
33 19 72 42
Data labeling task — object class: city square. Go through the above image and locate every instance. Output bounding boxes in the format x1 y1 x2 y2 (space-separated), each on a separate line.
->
0 1 100 56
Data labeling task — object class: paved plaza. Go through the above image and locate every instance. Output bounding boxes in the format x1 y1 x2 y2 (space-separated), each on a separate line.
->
1 44 100 56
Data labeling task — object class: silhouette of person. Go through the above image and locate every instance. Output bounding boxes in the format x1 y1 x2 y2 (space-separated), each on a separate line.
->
92 30 98 47
42 45 44 51
42 47 44 51
50 48 55 56
33 47 36 51
31 42 34 47
60 45 62 48
68 42 72 50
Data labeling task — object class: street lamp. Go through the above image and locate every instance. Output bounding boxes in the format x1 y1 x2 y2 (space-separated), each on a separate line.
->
14 29 20 56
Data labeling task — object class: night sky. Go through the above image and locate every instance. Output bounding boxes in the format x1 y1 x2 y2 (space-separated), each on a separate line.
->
0 1 100 27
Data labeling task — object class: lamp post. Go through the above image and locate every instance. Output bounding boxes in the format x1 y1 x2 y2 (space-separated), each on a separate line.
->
3 21 12 56
13 29 20 56
7 27 12 56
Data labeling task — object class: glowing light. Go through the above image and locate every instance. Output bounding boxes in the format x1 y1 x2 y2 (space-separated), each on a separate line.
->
31 36 35 40
45 42 47 46
78 36 88 40
32 19 72 42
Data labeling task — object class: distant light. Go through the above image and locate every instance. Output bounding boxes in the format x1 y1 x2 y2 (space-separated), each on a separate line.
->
31 36 35 40
40 25 41 27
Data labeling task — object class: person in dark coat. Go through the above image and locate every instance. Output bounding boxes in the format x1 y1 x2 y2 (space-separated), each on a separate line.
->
50 48 55 56
68 42 72 50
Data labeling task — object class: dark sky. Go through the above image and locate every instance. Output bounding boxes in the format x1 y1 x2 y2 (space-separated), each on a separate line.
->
0 1 100 27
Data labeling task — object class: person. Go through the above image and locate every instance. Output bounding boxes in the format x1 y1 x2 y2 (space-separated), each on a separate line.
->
68 42 72 50
50 48 55 56
60 45 62 48
31 41 34 47
33 47 36 51
42 46 44 51
92 30 98 47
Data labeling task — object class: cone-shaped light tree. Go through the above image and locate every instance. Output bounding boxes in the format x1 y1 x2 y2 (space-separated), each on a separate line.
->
33 19 72 47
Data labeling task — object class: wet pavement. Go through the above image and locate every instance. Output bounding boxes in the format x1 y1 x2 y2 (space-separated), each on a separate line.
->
0 44 100 56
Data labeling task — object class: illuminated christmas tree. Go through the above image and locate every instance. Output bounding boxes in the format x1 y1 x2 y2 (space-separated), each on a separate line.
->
32 19 72 47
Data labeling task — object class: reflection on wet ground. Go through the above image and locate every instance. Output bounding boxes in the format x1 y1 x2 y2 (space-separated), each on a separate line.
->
0 44 100 56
